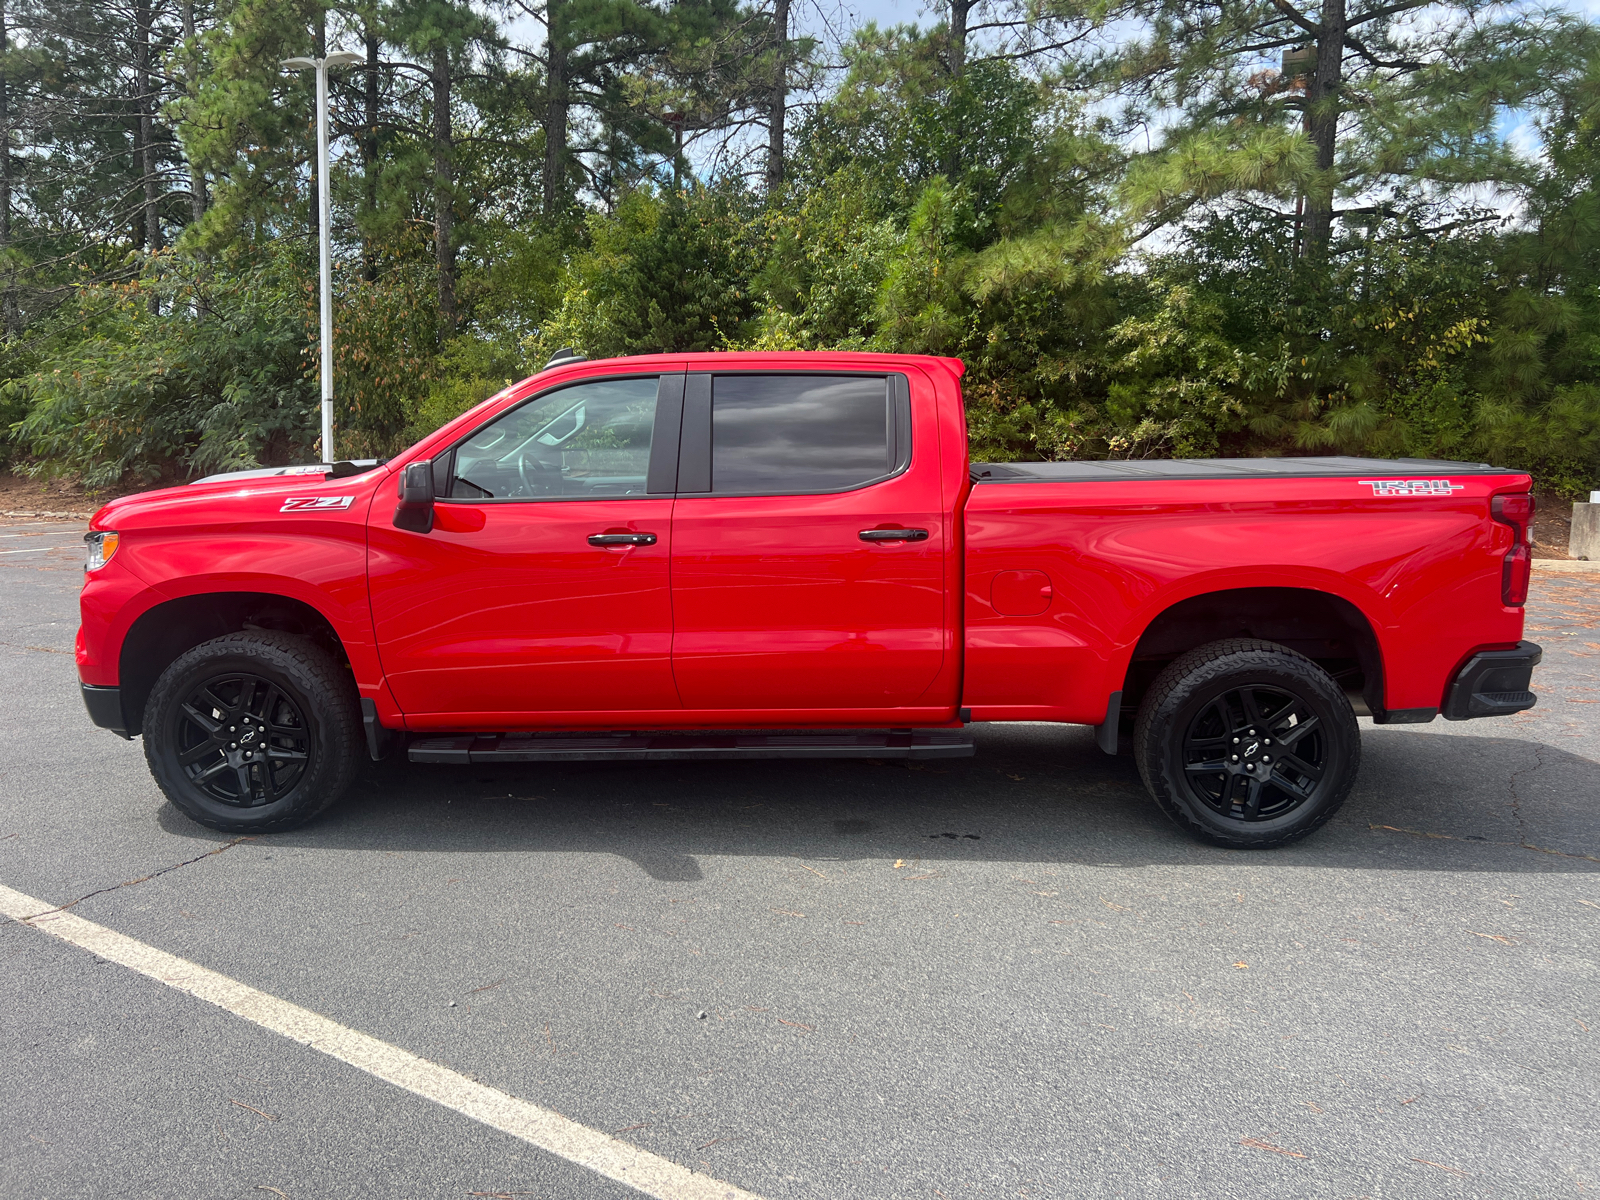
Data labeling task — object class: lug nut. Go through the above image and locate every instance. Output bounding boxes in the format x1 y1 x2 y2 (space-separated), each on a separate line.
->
1262 755 1270 763
1233 737 1240 744
1264 738 1272 745
1231 755 1239 762
229 742 237 750
229 726 236 733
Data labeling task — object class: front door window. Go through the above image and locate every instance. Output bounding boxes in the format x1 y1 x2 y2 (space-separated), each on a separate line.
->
447 376 661 500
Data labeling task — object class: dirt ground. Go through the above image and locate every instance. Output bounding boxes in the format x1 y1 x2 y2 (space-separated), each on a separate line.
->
1534 492 1574 559
0 470 103 519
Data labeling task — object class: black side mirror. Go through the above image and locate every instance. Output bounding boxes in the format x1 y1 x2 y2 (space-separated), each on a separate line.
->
393 461 435 533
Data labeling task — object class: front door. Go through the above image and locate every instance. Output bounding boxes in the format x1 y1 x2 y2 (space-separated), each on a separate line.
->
369 372 683 723
669 371 949 714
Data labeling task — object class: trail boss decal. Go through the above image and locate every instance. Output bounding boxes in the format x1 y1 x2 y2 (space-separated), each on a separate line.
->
1359 479 1465 498
280 495 355 512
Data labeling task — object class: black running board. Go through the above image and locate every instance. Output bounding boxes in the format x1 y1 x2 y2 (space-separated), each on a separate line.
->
407 728 975 764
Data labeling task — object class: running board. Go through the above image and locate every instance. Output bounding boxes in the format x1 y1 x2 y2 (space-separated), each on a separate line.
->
407 728 975 764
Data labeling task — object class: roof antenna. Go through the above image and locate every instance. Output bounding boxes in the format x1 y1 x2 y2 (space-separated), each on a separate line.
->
543 347 587 370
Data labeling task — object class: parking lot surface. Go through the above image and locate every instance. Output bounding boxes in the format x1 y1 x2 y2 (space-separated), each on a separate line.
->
2 520 1597 1199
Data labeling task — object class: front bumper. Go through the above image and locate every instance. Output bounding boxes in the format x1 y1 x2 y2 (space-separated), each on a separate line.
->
1442 641 1541 721
81 683 131 738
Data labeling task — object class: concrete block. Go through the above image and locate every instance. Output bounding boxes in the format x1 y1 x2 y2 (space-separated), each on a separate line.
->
1572 502 1600 561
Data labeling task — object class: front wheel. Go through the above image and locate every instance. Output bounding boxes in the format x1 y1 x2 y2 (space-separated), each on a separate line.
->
1134 638 1360 848
143 631 362 833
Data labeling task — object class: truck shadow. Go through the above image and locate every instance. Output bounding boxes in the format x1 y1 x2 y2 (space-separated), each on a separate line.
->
157 724 1600 876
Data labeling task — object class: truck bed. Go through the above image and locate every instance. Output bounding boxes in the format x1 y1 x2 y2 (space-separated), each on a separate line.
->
960 456 1530 727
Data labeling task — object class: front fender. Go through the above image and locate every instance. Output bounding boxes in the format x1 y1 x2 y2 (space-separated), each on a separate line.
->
84 472 386 693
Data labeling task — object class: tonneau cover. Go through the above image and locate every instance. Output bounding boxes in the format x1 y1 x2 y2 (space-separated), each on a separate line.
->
971 456 1511 484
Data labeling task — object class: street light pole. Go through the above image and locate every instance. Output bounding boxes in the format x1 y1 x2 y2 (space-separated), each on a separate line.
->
282 51 364 464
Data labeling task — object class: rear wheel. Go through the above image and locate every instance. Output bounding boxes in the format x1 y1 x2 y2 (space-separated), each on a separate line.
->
144 631 361 833
1134 638 1360 848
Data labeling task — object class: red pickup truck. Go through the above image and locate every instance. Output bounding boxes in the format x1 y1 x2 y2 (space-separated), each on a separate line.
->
77 351 1541 848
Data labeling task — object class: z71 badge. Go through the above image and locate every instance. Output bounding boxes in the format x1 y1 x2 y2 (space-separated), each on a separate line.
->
280 495 355 512
1359 479 1465 497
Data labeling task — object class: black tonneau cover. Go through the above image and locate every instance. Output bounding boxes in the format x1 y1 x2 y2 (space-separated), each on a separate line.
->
970 456 1510 484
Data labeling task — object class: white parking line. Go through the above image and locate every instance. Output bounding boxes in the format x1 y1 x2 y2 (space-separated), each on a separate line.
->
0 546 69 554
0 883 762 1200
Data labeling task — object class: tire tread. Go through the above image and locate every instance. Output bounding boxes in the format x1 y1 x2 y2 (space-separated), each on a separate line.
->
143 631 361 833
1134 638 1359 849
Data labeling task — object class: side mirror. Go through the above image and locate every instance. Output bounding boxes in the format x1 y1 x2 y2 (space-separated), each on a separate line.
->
393 461 435 533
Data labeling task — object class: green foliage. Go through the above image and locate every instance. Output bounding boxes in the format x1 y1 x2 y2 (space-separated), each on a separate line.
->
329 254 442 456
873 177 970 355
15 254 317 488
404 334 529 442
529 183 763 362
749 167 898 350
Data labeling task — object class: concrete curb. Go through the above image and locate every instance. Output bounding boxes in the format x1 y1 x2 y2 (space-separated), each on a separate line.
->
1532 558 1600 573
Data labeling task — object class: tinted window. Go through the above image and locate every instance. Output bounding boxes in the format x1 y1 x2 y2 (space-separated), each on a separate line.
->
448 377 658 500
711 375 890 494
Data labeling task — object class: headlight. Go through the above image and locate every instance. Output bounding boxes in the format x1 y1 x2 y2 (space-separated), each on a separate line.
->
84 530 119 571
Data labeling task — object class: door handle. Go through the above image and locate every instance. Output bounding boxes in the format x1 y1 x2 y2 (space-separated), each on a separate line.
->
588 532 658 546
859 528 929 542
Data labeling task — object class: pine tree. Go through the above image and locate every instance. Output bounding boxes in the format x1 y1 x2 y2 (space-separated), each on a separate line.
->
1108 0 1596 255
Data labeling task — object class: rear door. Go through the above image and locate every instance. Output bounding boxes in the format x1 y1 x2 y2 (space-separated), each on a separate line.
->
668 370 948 713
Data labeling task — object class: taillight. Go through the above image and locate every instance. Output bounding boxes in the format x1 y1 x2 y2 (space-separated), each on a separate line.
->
1491 493 1534 606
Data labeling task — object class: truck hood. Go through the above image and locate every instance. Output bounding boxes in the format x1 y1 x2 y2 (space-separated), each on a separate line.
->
90 460 388 530
189 460 382 485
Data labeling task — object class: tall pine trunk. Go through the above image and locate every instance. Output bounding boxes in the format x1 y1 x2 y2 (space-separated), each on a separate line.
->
363 20 379 282
543 0 567 217
944 0 971 178
949 0 970 75
135 0 160 312
181 0 206 226
0 0 16 337
765 0 788 193
433 45 456 336
1303 0 1346 254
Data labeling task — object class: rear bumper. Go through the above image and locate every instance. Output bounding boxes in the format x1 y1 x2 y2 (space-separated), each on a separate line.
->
1442 641 1541 721
81 683 131 738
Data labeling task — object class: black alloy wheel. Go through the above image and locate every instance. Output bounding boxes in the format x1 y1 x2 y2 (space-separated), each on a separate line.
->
1134 638 1360 848
143 631 362 832
174 672 312 807
1179 684 1326 822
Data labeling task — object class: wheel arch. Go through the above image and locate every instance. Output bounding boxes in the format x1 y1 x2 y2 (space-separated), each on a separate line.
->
119 592 351 736
1119 587 1385 722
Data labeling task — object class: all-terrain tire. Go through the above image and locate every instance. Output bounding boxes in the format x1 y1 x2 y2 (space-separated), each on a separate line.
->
144 631 362 833
1134 638 1360 849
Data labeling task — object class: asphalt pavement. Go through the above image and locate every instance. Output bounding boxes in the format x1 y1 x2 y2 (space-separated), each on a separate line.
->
2 520 1597 1199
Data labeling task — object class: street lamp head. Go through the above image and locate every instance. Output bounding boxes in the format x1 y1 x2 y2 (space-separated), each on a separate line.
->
281 53 363 72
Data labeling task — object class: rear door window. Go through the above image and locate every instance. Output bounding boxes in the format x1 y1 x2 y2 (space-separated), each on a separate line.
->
708 374 905 495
